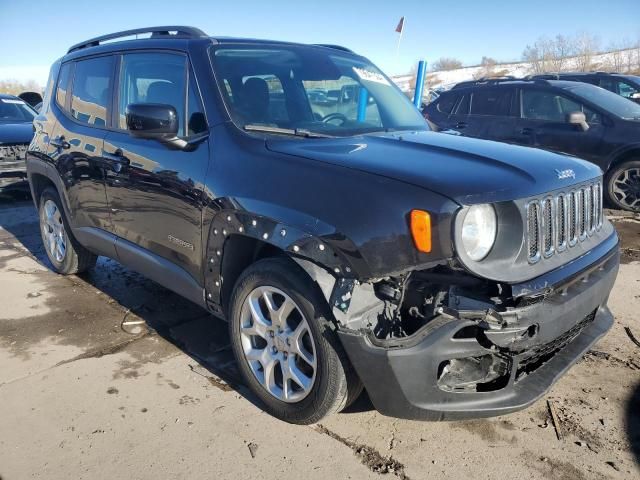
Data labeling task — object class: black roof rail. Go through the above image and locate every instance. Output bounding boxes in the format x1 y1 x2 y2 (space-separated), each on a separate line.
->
67 26 208 53
452 77 553 89
312 44 354 53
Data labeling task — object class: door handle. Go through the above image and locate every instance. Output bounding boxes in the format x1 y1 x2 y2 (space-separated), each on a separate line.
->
520 127 533 135
455 122 467 129
50 136 70 150
102 149 130 173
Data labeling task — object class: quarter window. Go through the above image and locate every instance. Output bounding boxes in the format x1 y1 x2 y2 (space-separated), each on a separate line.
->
436 94 459 114
187 73 207 135
117 53 187 135
70 56 113 127
55 63 72 111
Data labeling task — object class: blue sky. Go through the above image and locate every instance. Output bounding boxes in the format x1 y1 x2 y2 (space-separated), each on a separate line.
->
1 0 639 84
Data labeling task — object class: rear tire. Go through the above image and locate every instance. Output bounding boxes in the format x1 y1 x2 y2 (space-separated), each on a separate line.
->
228 257 362 424
38 187 97 274
605 160 640 212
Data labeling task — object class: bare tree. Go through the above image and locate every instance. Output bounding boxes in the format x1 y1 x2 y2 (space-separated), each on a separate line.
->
0 79 42 96
473 56 498 79
431 57 463 72
574 32 600 72
550 35 574 72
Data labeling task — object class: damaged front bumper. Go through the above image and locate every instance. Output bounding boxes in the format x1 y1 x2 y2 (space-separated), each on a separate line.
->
338 233 619 421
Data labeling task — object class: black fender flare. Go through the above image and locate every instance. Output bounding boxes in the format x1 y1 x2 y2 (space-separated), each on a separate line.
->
604 143 640 173
202 203 366 316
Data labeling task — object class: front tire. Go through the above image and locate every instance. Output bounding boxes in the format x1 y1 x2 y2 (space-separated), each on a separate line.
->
38 187 97 274
228 257 361 424
606 160 640 212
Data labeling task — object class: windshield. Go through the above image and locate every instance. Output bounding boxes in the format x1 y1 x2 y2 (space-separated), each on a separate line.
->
0 97 37 123
210 45 428 137
564 83 640 120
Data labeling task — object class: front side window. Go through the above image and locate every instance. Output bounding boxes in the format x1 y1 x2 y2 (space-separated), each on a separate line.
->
117 53 187 135
522 89 582 122
617 80 640 99
210 45 426 136
71 56 113 126
470 88 513 116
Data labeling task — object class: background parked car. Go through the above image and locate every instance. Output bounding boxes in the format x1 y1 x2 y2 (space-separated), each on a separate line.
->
0 93 36 191
529 72 640 104
424 78 640 211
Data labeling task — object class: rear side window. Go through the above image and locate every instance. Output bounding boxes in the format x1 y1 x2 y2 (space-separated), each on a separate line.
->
55 63 72 111
436 93 458 114
470 89 513 116
71 56 114 127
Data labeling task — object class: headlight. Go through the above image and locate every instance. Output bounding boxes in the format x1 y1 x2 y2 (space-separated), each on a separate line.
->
461 204 497 261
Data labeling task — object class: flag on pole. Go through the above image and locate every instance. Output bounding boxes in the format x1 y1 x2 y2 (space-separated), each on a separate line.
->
395 16 405 57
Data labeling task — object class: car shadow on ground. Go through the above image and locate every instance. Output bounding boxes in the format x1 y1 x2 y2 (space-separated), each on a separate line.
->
627 382 640 466
0 193 373 416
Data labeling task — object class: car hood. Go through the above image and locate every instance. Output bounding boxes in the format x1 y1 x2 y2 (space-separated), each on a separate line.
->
0 122 33 145
266 130 601 204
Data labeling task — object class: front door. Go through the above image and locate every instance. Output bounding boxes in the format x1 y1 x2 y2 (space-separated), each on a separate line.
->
516 87 606 162
102 52 209 279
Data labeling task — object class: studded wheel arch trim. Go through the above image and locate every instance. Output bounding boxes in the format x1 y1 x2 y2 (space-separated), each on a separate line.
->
239 286 317 403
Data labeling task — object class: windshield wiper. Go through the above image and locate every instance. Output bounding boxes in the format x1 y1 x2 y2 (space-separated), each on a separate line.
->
244 125 334 138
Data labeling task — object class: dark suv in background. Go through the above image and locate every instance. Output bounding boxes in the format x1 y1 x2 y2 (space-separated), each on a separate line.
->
424 78 640 211
0 94 36 191
28 27 619 424
529 72 640 104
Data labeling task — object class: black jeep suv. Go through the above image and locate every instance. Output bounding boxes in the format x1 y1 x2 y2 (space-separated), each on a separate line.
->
0 94 36 190
424 78 640 211
28 27 619 424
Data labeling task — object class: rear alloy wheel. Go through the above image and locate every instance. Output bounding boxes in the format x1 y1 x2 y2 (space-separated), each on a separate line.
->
607 160 640 212
229 258 362 424
38 187 97 274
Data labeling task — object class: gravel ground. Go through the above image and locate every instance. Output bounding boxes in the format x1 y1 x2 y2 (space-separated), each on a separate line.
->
0 195 638 480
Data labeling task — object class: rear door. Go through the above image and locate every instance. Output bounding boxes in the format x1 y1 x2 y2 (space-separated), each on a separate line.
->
102 51 209 280
445 87 513 139
468 86 517 142
46 55 114 231
515 86 606 161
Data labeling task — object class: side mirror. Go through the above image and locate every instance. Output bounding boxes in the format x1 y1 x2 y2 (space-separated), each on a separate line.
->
567 111 589 132
126 103 178 140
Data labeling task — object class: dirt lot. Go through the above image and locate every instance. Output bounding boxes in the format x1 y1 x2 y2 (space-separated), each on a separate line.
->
0 195 639 480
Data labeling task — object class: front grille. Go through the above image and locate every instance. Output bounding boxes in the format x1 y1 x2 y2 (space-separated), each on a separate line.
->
515 310 597 380
0 144 28 162
526 180 603 263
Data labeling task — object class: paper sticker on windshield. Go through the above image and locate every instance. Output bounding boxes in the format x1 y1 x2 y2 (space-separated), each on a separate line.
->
352 67 390 86
1 99 25 104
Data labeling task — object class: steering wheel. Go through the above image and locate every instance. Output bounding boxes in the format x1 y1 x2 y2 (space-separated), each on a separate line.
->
322 112 348 125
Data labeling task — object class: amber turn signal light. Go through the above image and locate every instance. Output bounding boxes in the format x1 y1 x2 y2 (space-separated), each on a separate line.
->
410 210 432 253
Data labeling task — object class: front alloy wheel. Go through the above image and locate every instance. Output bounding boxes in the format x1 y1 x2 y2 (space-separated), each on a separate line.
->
240 286 317 403
228 257 362 424
607 160 640 212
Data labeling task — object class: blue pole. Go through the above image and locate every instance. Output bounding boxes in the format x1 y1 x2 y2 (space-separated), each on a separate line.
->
357 87 368 122
413 60 427 108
